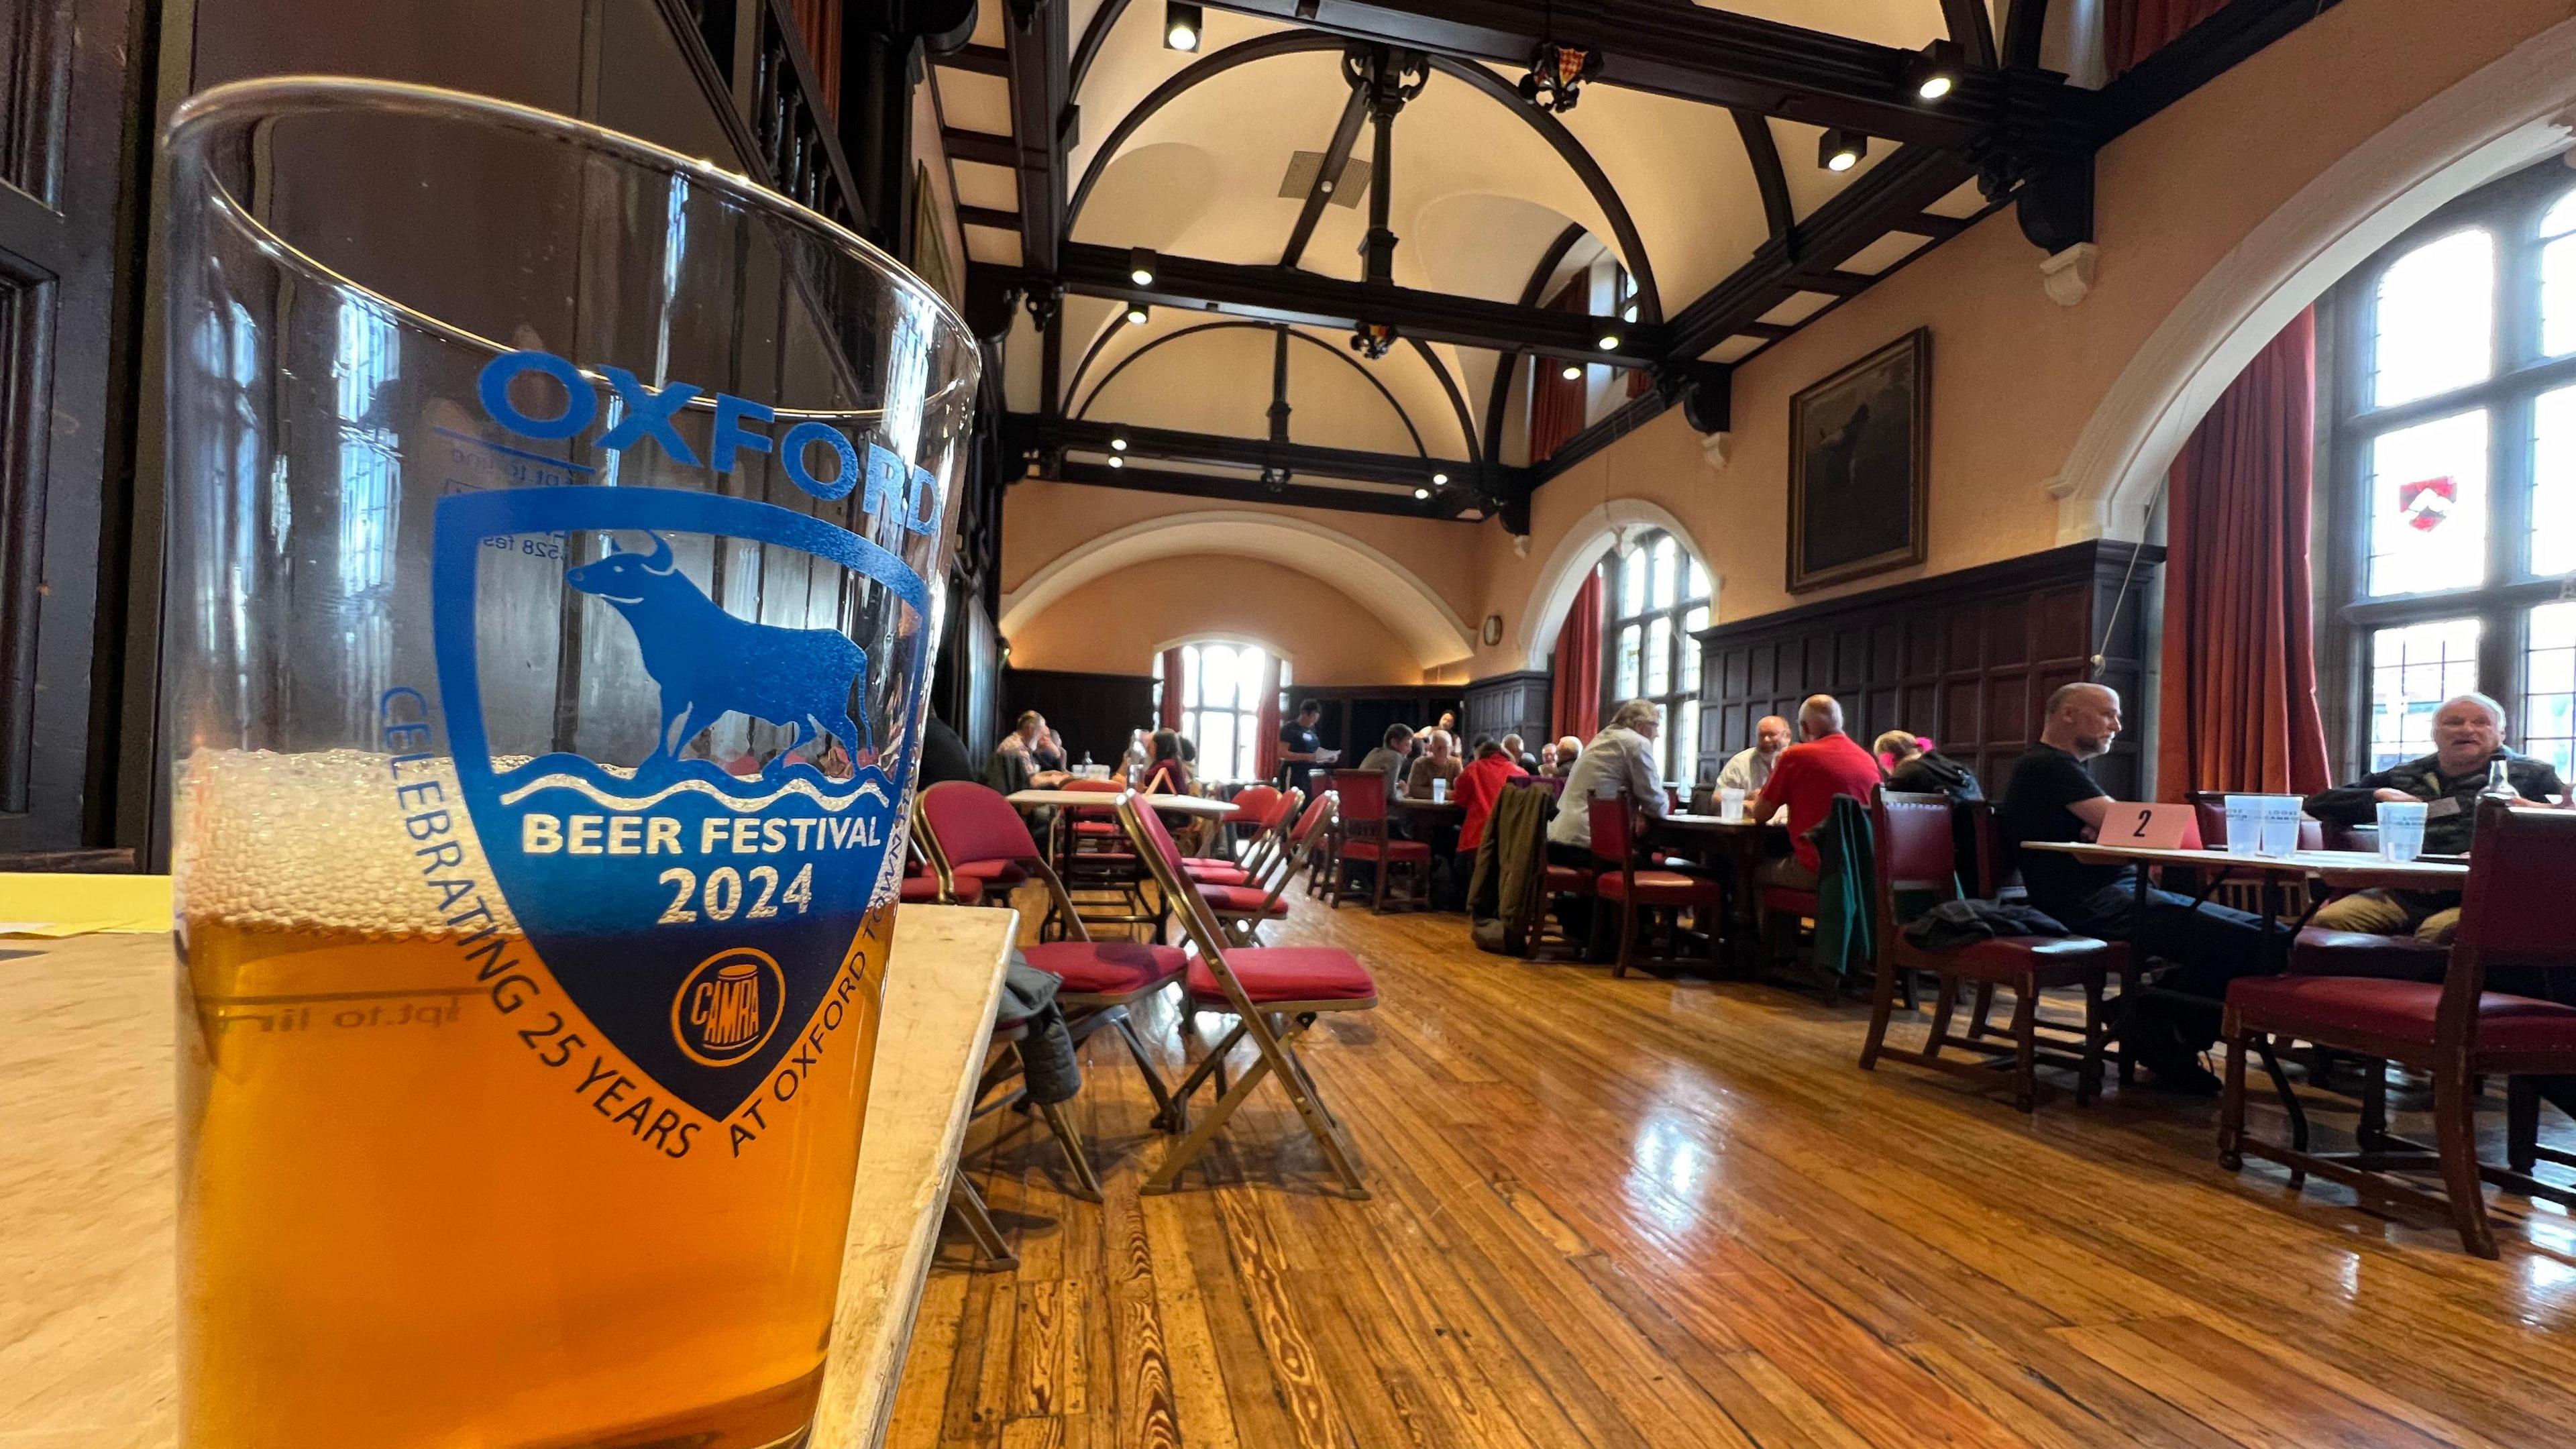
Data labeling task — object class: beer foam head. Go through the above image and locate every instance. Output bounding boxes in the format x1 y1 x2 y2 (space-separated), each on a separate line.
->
176 748 521 938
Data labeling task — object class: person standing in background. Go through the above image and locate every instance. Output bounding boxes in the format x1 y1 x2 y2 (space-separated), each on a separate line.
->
1276 698 1337 794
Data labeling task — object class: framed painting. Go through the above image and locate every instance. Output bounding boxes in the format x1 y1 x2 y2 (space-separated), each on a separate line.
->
1787 328 1929 592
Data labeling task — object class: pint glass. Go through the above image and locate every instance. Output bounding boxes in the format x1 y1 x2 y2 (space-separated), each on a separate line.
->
162 78 977 1448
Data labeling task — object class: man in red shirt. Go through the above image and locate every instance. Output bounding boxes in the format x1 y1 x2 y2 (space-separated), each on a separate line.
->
1453 735 1529 856
1746 694 1884 890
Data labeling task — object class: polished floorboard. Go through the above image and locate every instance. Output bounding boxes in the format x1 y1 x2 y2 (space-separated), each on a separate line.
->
889 889 2576 1449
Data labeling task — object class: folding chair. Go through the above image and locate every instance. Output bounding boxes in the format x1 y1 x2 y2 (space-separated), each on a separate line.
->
1326 768 1430 912
1859 788 2125 1112
916 782 1186 1117
1116 791 1377 1198
1188 792 1332 947
1179 786 1295 885
1049 776 1157 938
1589 792 1724 978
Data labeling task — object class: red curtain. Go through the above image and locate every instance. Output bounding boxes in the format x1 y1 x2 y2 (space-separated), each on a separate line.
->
1159 647 1185 731
2106 0 2231 76
788 0 843 113
2157 308 2332 800
1529 280 1590 462
1550 569 1603 743
1254 656 1285 784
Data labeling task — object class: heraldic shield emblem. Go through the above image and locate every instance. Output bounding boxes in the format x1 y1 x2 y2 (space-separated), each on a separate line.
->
430 485 924 1123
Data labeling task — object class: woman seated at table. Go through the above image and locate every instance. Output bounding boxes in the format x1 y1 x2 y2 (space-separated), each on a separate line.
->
1140 729 1193 794
1405 729 1462 799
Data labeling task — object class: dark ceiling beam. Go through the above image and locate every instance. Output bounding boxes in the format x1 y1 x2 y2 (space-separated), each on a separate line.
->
1939 0 1998 68
1280 78 1372 268
1731 110 1794 239
1040 243 1658 366
2089 0 2347 140
1069 0 1133 96
2000 0 2049 70
1197 0 2018 145
958 203 1020 231
1049 460 1479 521
1664 143 1978 362
1014 415 1524 494
1002 0 1069 276
1482 221 1586 464
1892 212 1967 241
941 127 1017 168
1066 321 1432 457
943 43 1011 76
1404 337 1483 466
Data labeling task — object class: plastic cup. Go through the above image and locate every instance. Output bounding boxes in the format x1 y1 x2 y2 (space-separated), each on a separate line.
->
1431 777 1448 803
1719 787 1747 822
2222 795 2262 855
2377 800 2429 862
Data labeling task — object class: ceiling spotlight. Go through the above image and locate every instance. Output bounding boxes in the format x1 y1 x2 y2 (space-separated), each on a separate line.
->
1127 246 1158 286
1907 40 1963 103
1819 127 1868 173
1413 487 1431 500
1163 1 1201 52
1107 455 1125 468
1516 40 1600 114
1597 332 1621 352
1125 303 1150 326
1109 436 1128 452
1432 471 1449 486
1560 362 1583 381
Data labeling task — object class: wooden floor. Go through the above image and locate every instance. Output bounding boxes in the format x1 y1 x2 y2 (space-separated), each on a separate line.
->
890 890 2576 1449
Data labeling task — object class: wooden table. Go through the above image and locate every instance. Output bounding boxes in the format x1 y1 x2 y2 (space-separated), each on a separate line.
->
1004 789 1236 818
2020 842 2469 893
0 905 1012 1449
1656 812 1791 967
1390 796 1462 818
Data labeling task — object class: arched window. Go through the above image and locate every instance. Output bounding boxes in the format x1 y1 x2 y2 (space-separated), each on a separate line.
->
1601 530 1712 782
1152 642 1289 784
2328 162 2576 775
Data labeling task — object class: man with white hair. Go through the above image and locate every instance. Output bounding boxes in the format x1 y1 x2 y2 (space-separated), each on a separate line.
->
1716 714 1794 798
2305 690 2567 942
1745 694 1883 890
1545 699 1670 946
1998 682 2285 1092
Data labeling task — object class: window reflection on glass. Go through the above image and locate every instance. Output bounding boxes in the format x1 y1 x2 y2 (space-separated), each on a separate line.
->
1619 547 1648 617
2526 602 2576 780
2373 229 2493 408
1615 623 1642 700
2369 617 2482 770
2544 191 2576 359
2537 386 2576 577
2367 410 2489 596
1650 536 1677 609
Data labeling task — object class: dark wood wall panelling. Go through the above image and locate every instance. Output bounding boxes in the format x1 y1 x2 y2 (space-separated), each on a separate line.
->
1002 669 1157 771
1695 541 2164 799
1462 670 1552 751
1289 684 1464 763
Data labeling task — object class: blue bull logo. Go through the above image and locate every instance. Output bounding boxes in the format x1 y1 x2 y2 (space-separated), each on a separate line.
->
429 486 931 1128
566 530 873 769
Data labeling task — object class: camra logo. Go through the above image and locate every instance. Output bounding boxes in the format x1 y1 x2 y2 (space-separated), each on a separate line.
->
673 948 786 1067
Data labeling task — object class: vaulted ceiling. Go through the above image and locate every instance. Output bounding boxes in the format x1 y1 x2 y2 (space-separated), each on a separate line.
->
931 0 2338 525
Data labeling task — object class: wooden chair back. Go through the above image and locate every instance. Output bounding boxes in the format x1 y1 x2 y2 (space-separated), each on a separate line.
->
1868 788 1966 957
2445 800 2576 1043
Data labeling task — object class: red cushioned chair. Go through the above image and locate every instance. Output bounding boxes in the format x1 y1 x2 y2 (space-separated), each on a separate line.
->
2220 800 2576 1258
916 781 1186 1120
1116 792 1377 1198
1046 776 1156 938
1859 788 2127 1113
1326 768 1430 913
1589 792 1724 979
1179 786 1297 887
1191 791 1332 948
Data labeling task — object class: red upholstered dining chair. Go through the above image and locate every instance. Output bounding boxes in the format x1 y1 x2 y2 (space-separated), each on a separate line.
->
1326 768 1430 912
1177 786 1295 886
1589 791 1724 979
1189 791 1330 948
915 782 1187 1120
2220 800 2576 1258
1115 791 1377 1197
901 834 985 905
1859 788 2127 1113
1049 776 1157 938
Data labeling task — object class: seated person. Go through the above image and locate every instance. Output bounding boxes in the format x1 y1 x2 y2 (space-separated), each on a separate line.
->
1877 730 1982 802
1140 729 1193 794
1545 700 1668 939
1500 732 1537 774
2304 691 2568 943
1548 735 1585 779
1454 735 1529 860
1745 694 1882 892
1353 723 1415 802
1997 683 2287 1093
1032 725 1068 774
1717 715 1792 798
986 710 1071 793
1406 728 1463 798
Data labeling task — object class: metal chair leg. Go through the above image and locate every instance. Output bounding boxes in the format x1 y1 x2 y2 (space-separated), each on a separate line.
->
1038 1099 1104 1203
945 1177 1018 1272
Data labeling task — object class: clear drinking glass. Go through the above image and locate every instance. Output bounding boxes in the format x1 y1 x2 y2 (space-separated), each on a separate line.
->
162 78 977 1449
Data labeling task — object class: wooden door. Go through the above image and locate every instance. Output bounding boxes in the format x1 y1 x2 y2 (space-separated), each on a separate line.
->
0 0 144 851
